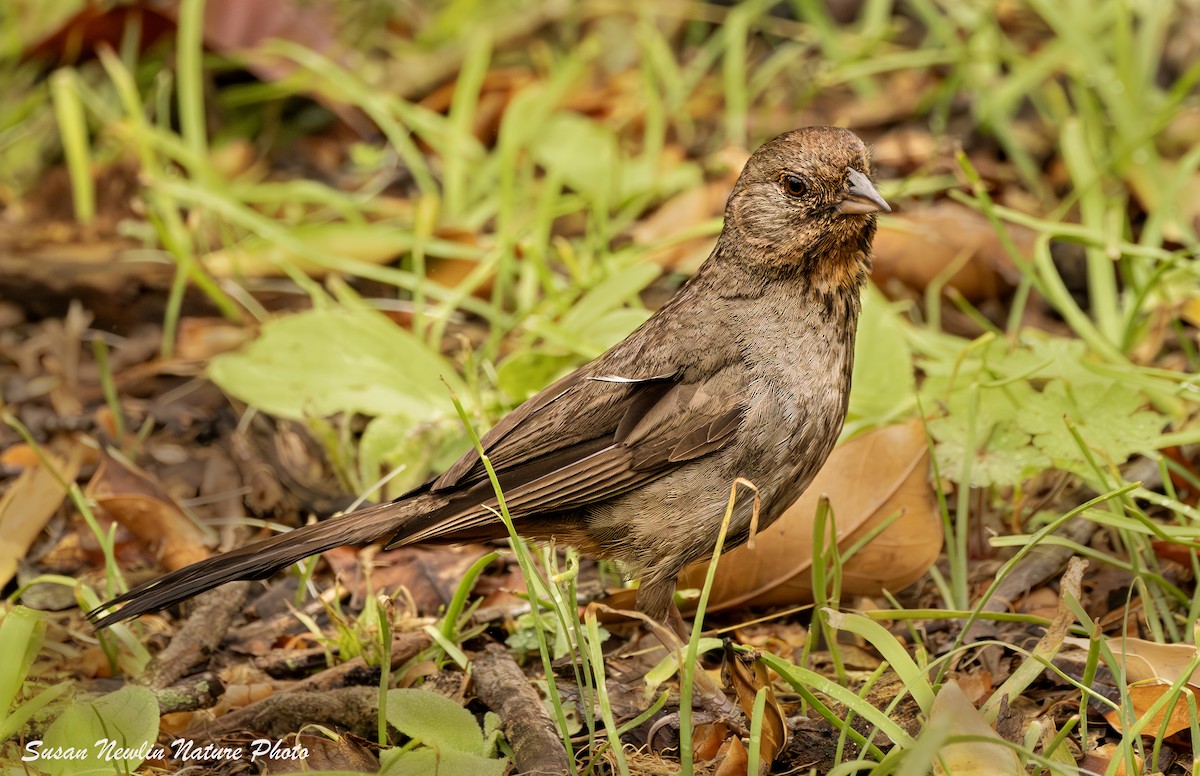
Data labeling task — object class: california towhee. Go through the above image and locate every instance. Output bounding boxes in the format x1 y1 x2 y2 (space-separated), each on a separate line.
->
91 126 889 631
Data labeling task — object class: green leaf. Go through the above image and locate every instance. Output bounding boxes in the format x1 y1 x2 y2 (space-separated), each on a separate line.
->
0 606 45 738
930 420 1051 488
379 747 506 776
358 414 469 498
1018 379 1166 473
925 379 1050 487
558 262 657 335
495 352 577 405
578 308 652 353
480 711 503 758
386 689 482 754
207 307 465 422
36 685 159 776
920 328 1170 486
847 285 917 429
529 113 619 203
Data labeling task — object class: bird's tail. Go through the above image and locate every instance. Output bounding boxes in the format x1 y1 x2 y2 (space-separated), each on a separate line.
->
87 497 430 629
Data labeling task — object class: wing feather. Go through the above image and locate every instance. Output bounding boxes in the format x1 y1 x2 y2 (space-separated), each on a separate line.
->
396 339 748 546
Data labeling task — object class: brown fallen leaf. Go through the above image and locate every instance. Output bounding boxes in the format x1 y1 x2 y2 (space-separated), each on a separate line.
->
174 317 254 362
323 544 493 616
275 733 379 774
0 444 84 587
629 146 748 272
85 450 211 571
693 720 733 762
713 735 749 776
420 66 537 144
1012 585 1060 620
1104 682 1198 740
1063 635 1200 685
0 444 44 469
869 126 939 172
677 420 940 613
722 643 788 774
872 201 1030 301
1078 743 1142 776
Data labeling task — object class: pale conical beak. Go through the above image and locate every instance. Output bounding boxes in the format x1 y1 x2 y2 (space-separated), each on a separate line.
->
837 168 891 216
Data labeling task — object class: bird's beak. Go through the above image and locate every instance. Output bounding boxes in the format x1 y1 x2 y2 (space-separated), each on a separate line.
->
837 168 891 216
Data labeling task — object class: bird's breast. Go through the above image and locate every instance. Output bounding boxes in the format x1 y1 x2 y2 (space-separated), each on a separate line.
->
732 293 859 517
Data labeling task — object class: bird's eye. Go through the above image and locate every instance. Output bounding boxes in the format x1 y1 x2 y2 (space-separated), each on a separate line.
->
781 174 807 198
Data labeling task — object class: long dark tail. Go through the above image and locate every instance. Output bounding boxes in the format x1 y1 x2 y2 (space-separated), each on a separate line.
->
87 497 431 629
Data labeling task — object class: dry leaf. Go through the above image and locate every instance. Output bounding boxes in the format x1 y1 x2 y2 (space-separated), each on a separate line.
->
693 721 732 761
1012 586 1059 619
420 67 537 143
0 445 83 587
722 644 788 773
175 317 253 362
323 544 493 616
713 735 749 776
872 202 1030 301
0 444 44 469
1104 682 1198 739
630 146 747 272
678 421 940 613
285 733 380 773
1063 636 1200 685
85 450 211 570
1078 743 1142 775
870 127 938 171
930 681 1022 775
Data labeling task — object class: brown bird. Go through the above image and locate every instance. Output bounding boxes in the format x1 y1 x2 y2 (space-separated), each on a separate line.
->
90 126 889 632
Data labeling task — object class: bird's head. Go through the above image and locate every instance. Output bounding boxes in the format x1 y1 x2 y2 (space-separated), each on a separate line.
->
722 126 888 289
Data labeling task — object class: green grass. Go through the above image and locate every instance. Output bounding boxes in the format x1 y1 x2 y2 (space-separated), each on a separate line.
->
3 0 1200 772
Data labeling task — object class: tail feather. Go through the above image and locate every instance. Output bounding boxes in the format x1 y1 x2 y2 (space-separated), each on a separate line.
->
88 499 424 629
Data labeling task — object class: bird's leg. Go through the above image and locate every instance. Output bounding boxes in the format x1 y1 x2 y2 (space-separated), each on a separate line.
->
635 578 692 642
666 599 691 643
635 578 740 724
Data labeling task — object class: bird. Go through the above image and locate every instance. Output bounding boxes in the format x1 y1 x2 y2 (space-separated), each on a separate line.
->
89 126 889 633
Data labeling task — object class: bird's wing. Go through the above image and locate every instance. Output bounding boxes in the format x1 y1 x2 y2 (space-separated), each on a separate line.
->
391 357 747 544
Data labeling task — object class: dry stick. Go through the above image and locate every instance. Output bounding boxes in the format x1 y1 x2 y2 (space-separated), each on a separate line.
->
473 642 571 775
198 685 383 740
154 672 224 715
963 515 1098 674
289 631 430 693
139 581 251 689
189 630 430 737
253 646 332 678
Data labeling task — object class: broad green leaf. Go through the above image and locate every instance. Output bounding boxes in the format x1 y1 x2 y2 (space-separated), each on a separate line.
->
495 352 577 404
0 606 74 746
917 326 1173 486
203 224 483 277
529 113 619 203
386 689 482 755
579 308 652 353
847 285 917 430
379 747 505 776
36 685 159 776
1019 380 1166 473
358 414 469 498
0 606 45 734
207 308 465 422
930 420 1050 487
558 262 658 334
925 379 1049 487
